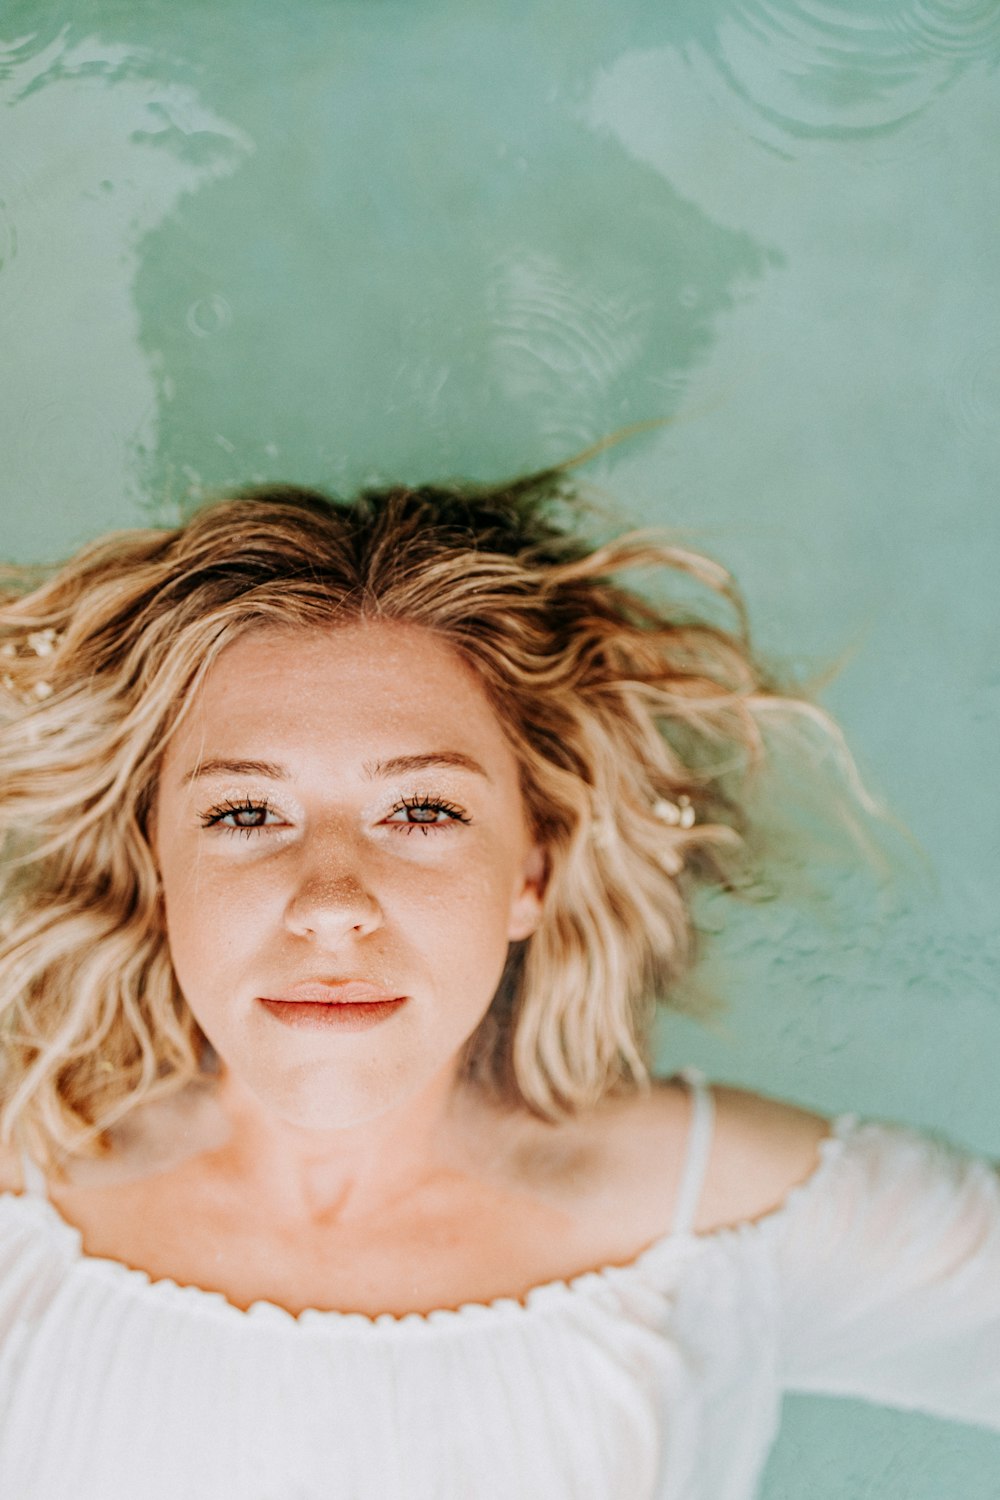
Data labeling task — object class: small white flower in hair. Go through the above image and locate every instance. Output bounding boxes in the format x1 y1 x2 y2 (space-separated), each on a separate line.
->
652 795 696 829
27 629 60 658
0 627 61 704
1 673 54 705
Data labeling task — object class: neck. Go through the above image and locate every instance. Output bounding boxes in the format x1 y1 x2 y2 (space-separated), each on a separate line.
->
191 1062 512 1230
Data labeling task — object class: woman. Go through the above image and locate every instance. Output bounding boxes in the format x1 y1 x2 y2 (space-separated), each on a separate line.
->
0 469 997 1499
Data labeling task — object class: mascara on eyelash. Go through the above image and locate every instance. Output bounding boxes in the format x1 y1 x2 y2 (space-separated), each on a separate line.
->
397 794 471 824
200 797 277 829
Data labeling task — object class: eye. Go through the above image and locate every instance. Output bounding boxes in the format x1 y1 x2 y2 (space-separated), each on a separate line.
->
383 795 471 834
200 798 285 838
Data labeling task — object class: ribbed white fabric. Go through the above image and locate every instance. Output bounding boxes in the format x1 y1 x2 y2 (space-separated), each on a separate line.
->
2 1072 999 1500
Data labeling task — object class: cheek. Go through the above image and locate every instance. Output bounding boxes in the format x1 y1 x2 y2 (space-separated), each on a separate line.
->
402 871 520 1001
396 859 512 931
159 853 276 984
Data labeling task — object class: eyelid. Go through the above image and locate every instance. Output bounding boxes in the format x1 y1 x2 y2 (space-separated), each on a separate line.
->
382 795 471 831
199 795 289 834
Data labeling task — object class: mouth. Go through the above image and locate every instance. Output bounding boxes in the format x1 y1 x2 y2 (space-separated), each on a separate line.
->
260 984 413 1032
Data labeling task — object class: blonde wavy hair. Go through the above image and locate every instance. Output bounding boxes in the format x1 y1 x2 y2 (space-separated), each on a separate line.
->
0 466 870 1179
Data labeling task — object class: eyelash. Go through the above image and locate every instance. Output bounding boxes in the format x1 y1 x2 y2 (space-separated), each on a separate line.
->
199 794 472 839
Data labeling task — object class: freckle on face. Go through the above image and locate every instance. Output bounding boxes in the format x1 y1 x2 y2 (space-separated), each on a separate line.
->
152 620 545 1128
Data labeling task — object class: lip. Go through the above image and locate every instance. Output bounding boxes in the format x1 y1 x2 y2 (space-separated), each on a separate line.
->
258 997 409 1032
262 981 401 1006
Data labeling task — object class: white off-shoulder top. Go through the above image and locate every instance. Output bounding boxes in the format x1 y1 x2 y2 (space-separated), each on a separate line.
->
1 1066 999 1500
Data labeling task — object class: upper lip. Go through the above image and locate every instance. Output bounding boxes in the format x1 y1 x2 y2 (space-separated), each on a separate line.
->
260 981 403 1005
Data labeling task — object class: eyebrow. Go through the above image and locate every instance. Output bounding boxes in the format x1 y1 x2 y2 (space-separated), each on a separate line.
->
182 751 492 784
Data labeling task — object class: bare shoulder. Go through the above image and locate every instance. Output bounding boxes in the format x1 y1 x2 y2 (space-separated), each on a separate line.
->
602 1073 834 1237
697 1078 833 1232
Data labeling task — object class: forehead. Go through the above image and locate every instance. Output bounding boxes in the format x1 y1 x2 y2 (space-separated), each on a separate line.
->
163 618 513 770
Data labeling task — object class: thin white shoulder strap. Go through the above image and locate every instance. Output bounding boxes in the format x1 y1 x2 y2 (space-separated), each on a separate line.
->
671 1065 715 1236
18 1146 49 1199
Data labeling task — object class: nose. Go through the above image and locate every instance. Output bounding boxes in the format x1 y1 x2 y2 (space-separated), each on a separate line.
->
283 841 383 942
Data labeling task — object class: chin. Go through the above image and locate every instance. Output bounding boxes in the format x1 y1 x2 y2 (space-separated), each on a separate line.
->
252 1067 432 1133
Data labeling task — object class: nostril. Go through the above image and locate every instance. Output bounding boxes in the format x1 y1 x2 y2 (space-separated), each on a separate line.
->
284 870 382 939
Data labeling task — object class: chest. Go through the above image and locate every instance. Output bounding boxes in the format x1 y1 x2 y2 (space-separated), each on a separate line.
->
41 1092 690 1318
42 1184 668 1319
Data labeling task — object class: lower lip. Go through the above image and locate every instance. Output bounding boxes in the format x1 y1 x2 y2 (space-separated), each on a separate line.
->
258 997 409 1031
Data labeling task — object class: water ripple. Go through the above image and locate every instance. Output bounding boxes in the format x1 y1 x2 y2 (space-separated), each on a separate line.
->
185 293 232 338
698 0 1000 149
902 0 1000 61
487 250 650 452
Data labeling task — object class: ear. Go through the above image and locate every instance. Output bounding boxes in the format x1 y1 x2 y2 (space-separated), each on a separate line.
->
507 843 547 941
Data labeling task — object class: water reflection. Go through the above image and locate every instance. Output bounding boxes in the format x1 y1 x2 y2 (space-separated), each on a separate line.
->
681 0 1000 148
0 24 252 549
0 9 777 504
1 1 995 521
0 26 54 83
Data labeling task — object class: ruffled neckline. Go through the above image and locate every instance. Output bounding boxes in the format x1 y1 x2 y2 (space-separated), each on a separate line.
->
0 1110 861 1333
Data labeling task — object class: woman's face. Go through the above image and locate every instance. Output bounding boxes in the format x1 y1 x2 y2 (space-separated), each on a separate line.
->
151 619 546 1130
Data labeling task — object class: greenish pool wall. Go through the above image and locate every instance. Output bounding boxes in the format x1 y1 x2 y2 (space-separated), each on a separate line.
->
2 4 999 1492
